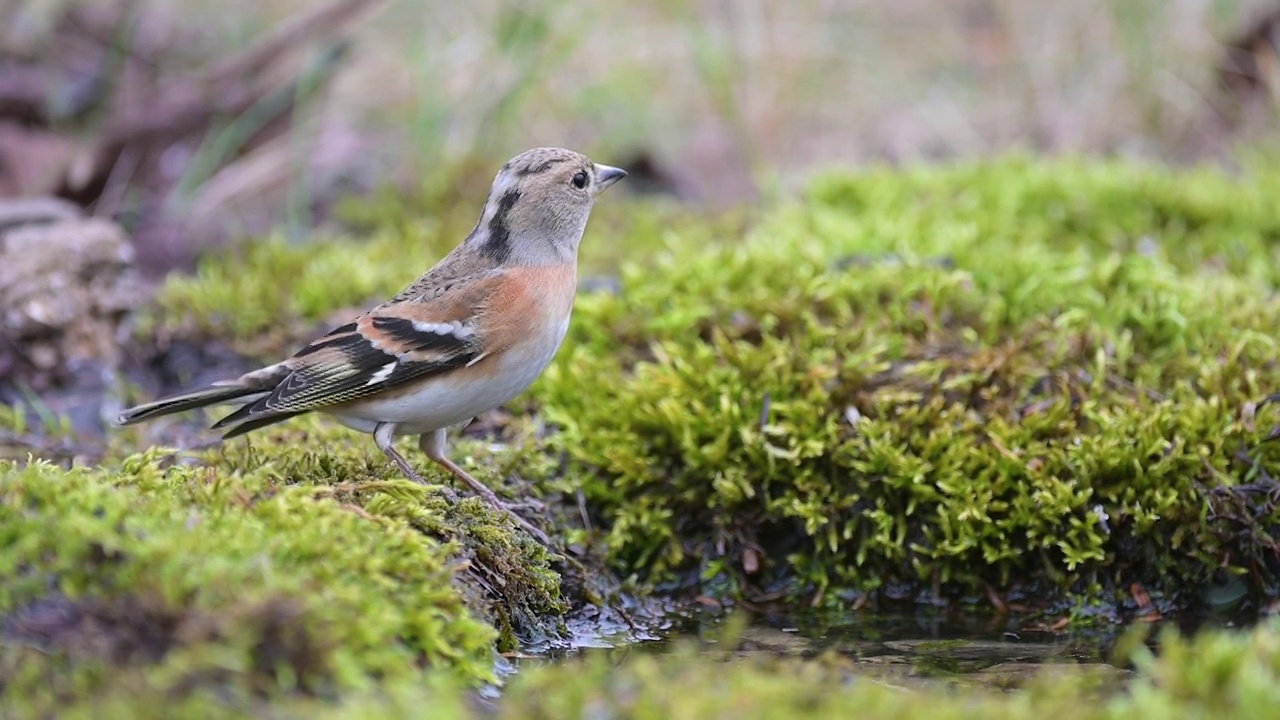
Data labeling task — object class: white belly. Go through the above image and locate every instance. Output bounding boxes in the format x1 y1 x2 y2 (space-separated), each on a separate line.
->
327 315 570 437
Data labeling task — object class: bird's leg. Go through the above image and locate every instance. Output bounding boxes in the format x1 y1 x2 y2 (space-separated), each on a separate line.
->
374 422 458 502
419 428 551 545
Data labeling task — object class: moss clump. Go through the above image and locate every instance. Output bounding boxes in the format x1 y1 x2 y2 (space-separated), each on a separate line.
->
0 432 561 710
532 156 1280 606
199 416 568 648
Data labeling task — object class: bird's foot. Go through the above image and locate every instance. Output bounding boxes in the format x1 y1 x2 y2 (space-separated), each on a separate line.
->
381 443 460 502
447 468 551 545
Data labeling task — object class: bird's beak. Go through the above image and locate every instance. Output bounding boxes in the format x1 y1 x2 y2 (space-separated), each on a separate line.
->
593 164 627 194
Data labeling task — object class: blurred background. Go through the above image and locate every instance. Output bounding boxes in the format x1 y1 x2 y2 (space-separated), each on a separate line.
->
3 0 1280 273
4 0 1280 433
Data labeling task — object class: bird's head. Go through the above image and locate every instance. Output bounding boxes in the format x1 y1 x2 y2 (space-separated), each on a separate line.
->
469 147 626 266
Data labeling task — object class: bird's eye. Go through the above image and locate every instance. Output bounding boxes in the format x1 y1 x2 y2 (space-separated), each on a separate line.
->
571 171 588 189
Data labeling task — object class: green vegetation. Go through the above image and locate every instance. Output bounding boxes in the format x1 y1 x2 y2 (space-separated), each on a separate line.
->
0 433 563 710
8 618 1280 718
6 156 1280 712
145 156 1280 608
555 156 1280 605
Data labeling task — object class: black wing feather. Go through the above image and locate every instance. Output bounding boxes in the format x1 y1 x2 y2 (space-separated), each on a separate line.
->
211 316 479 436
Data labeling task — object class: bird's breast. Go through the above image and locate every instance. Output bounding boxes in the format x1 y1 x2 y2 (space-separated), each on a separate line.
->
329 262 577 436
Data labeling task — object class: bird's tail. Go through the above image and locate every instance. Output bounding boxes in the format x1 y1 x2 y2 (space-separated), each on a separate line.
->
116 363 291 427
116 384 269 426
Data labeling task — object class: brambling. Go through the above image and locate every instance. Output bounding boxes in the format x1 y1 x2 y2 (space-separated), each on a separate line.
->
118 147 627 544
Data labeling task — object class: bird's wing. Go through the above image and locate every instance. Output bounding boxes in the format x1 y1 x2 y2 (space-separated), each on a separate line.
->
213 269 505 434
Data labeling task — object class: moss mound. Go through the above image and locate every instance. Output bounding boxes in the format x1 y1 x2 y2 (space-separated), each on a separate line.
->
0 433 563 708
533 156 1280 607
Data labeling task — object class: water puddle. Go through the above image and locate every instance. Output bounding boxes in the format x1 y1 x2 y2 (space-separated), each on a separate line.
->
509 605 1255 697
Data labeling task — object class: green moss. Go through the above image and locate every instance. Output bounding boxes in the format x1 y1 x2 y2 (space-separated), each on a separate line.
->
23 154 1280 712
528 156 1280 605
9 615 1280 718
0 430 564 710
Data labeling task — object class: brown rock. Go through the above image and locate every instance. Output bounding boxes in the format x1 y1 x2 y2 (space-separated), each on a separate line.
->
0 202 149 389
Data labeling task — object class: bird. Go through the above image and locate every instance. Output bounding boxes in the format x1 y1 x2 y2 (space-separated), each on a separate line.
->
117 147 627 545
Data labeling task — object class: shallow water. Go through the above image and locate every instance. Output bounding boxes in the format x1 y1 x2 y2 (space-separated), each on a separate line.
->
511 604 1256 697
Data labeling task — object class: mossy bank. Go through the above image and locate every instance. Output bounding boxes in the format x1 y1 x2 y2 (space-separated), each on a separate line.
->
5 155 1280 711
541 156 1280 611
